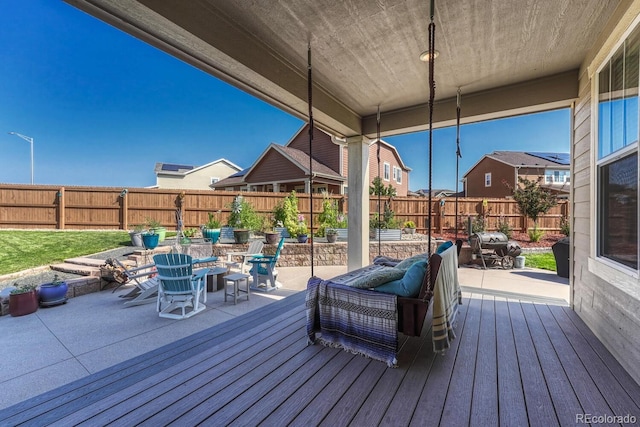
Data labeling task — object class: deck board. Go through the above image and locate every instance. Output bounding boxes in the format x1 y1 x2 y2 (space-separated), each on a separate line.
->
3 291 640 426
520 302 583 427
508 299 559 426
470 296 499 427
494 297 528 427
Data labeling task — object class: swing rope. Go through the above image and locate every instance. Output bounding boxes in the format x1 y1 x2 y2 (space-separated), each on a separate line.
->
308 44 315 277
377 106 382 256
455 88 462 241
424 0 436 299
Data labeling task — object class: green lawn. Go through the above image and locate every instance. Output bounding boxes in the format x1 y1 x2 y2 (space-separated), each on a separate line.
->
0 230 132 275
523 251 556 271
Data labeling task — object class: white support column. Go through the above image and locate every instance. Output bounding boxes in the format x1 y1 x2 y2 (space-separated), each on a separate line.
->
346 135 370 270
305 180 311 193
272 182 279 193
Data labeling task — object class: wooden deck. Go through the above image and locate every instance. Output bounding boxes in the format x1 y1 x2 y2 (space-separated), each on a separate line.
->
2 290 639 426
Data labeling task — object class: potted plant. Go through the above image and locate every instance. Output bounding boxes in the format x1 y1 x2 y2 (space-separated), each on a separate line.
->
9 283 38 317
202 212 221 243
146 217 166 242
129 224 145 247
403 220 416 234
325 228 338 243
227 195 261 243
294 214 309 243
260 214 281 245
142 229 159 249
39 274 68 307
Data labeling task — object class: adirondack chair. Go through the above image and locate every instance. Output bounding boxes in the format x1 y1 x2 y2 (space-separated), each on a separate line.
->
226 240 264 274
153 253 208 319
248 237 285 292
105 258 159 307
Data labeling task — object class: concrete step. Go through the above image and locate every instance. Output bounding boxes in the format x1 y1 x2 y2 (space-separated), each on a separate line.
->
64 257 133 268
50 263 101 276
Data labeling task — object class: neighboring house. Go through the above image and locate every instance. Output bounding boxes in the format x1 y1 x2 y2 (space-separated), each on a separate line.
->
154 159 242 190
463 151 570 198
211 124 412 196
412 188 458 198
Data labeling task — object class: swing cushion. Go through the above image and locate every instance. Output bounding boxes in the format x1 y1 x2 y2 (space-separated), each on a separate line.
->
395 253 428 271
373 260 427 298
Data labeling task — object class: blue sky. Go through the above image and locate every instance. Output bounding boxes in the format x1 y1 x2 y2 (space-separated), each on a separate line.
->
1 1 569 191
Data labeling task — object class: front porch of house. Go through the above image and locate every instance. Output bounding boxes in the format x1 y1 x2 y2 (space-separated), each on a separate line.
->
2 288 638 425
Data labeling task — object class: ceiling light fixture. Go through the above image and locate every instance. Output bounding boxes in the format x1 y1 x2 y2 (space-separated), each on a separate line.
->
419 50 439 62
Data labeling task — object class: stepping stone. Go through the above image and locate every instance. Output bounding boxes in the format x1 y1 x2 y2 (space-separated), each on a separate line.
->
50 263 101 276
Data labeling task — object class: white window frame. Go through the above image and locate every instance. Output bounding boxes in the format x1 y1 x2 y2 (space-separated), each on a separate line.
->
383 162 390 181
589 17 640 292
395 167 402 184
484 172 492 187
210 177 219 185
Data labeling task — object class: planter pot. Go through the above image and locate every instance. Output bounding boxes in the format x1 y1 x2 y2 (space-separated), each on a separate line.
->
326 233 338 243
142 233 159 249
39 282 68 307
233 229 250 244
265 232 280 245
369 228 402 241
9 290 39 317
152 227 167 242
274 227 290 238
403 227 416 235
202 228 221 244
129 231 144 247
335 228 348 241
297 234 308 243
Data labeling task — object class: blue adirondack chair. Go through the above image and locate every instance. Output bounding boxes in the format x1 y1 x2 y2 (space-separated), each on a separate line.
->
248 237 285 292
153 253 208 319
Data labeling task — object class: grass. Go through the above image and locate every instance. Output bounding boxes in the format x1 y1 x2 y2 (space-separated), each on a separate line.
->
0 230 132 275
523 252 556 271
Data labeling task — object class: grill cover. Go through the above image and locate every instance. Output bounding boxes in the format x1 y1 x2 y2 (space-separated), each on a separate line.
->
469 232 509 250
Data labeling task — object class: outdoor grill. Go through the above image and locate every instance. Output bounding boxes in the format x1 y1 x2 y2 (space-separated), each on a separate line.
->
469 232 521 269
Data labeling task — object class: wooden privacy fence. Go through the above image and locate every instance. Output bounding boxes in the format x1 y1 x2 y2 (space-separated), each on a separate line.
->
0 184 569 234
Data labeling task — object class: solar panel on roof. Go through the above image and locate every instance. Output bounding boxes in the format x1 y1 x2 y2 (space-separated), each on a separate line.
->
526 152 570 165
161 164 194 171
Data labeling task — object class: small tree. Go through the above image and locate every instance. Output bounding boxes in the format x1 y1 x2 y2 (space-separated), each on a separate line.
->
508 177 558 242
369 176 396 197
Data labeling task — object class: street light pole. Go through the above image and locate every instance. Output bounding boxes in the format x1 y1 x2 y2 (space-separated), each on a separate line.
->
8 132 34 184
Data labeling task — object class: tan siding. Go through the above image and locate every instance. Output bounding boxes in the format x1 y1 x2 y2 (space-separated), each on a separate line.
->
572 60 640 385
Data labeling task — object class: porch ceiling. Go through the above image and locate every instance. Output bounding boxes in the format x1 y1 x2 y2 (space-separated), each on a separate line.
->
66 0 621 137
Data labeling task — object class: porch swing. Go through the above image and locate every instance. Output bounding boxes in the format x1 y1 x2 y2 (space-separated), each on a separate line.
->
306 0 461 365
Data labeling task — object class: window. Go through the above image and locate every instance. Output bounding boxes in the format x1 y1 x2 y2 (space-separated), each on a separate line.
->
383 162 390 181
393 166 402 184
210 177 219 185
596 26 639 271
545 170 570 183
484 173 492 187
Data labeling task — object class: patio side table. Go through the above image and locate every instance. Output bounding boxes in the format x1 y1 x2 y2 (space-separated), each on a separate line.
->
224 273 250 305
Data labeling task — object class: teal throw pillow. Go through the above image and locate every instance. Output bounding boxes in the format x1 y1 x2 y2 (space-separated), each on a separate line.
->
436 240 453 254
374 260 427 298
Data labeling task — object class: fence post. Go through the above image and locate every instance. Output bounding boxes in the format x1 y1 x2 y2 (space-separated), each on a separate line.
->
120 190 128 231
57 187 65 229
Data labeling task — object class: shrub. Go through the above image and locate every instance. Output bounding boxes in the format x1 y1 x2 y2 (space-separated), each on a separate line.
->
560 215 570 236
496 215 512 239
227 195 261 231
528 226 545 242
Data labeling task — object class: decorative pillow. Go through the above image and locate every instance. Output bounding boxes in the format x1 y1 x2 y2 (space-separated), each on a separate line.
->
340 266 404 289
395 253 428 271
373 255 401 267
373 260 427 297
436 240 454 254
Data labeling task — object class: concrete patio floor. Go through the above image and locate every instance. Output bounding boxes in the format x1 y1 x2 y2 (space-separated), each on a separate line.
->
0 263 569 411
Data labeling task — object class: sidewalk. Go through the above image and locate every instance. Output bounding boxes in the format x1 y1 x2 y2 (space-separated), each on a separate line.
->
0 263 567 410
